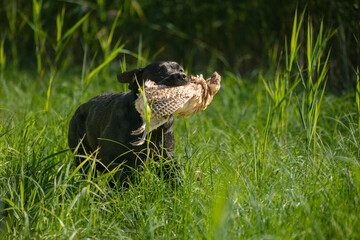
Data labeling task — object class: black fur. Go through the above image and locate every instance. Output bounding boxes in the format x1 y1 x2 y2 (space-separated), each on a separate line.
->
68 61 190 184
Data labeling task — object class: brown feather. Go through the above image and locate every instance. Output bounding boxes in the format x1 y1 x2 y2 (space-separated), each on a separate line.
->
134 72 221 131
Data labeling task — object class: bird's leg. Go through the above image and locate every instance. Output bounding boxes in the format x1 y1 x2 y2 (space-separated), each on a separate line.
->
130 129 147 146
130 119 147 146
131 121 146 135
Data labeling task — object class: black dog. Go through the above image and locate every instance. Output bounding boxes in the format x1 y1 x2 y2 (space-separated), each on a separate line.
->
68 61 190 183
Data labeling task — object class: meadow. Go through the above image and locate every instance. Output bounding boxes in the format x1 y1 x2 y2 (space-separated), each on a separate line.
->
1 4 360 240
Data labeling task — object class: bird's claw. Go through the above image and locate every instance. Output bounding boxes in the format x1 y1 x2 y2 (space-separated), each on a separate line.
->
131 122 146 135
130 126 147 146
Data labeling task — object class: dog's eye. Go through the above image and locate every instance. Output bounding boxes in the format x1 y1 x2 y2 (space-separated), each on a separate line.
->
159 67 167 74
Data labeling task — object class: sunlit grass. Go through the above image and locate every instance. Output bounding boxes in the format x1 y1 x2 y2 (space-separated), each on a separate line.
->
1 6 360 239
1 63 359 239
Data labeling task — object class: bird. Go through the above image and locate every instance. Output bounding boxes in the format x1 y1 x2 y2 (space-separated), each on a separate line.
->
131 72 221 146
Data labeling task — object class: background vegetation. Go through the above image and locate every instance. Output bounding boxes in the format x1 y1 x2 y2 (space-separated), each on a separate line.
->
1 0 360 239
1 0 359 89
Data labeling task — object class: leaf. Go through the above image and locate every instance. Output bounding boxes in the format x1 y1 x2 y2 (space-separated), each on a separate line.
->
61 12 91 41
85 44 126 86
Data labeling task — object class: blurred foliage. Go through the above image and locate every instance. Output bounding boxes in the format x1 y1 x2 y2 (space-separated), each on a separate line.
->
0 0 359 90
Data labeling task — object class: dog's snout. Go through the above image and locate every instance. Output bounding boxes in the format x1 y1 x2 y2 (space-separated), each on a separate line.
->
177 73 187 80
178 73 191 85
182 73 188 81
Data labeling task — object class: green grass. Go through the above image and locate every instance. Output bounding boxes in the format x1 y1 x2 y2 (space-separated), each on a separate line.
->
0 63 359 239
1 7 359 239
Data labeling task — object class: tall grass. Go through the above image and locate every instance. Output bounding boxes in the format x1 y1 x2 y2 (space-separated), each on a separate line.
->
0 37 5 79
356 67 360 129
261 9 304 149
4 0 18 68
1 59 360 240
1 8 360 240
262 9 336 155
32 0 44 75
54 8 91 70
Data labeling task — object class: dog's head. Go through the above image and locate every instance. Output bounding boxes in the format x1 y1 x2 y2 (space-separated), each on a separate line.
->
117 61 190 90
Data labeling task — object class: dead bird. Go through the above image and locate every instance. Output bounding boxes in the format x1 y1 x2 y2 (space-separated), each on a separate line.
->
132 72 221 145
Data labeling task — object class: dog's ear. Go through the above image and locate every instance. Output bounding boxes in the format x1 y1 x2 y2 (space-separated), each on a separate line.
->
117 68 143 84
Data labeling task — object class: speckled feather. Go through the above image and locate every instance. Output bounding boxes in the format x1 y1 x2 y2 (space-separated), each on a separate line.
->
134 72 221 132
145 79 203 117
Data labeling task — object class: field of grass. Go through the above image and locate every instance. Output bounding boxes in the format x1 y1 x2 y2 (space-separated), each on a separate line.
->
1 8 360 240
1 60 359 239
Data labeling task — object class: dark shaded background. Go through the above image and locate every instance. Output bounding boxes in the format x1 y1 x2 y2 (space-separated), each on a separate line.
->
1 0 359 90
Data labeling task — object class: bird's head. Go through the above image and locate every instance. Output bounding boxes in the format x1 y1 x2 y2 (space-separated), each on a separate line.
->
206 72 221 95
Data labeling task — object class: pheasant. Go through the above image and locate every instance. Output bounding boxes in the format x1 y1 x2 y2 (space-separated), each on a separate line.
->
131 72 221 146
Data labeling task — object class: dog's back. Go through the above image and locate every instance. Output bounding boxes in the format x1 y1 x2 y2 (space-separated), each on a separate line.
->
68 92 130 154
68 91 144 167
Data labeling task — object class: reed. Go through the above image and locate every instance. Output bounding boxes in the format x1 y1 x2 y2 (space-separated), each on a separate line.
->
0 6 359 240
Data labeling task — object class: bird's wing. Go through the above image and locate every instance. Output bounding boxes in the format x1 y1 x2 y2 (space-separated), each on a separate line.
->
144 83 197 117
